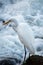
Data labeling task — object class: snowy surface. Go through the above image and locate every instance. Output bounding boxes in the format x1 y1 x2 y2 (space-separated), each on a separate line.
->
0 0 43 64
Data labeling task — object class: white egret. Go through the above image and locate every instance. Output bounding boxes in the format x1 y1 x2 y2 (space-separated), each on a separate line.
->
2 15 35 55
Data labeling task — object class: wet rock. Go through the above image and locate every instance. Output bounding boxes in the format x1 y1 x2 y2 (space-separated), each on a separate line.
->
23 55 43 65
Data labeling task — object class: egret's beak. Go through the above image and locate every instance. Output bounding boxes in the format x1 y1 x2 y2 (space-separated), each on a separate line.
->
3 20 12 25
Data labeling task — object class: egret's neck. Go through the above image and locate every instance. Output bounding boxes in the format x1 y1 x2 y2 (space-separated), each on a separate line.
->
12 21 18 32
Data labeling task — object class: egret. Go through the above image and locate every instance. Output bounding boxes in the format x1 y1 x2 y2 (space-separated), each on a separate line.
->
2 15 35 55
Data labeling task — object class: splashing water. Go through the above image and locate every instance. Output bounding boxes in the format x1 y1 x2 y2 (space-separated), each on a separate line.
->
0 0 43 64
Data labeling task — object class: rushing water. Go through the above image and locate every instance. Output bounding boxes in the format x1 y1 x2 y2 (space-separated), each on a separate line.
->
0 0 43 65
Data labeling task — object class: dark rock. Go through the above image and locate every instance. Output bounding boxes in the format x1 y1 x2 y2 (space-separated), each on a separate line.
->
0 57 21 65
23 55 43 65
0 59 16 65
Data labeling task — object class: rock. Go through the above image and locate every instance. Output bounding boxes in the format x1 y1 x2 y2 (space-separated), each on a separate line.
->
23 55 43 65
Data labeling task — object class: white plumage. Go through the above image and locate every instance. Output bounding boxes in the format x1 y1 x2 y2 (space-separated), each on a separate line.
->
3 15 35 55
16 23 35 54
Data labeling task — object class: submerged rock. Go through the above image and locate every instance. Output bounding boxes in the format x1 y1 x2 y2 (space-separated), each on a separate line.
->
0 57 21 65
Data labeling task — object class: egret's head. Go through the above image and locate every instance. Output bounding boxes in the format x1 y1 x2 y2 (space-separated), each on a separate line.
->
3 19 18 26
3 18 18 32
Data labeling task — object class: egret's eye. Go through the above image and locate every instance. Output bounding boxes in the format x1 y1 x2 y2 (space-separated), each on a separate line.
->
2 20 5 23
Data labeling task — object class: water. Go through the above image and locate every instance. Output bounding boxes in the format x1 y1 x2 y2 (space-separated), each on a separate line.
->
0 0 43 64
